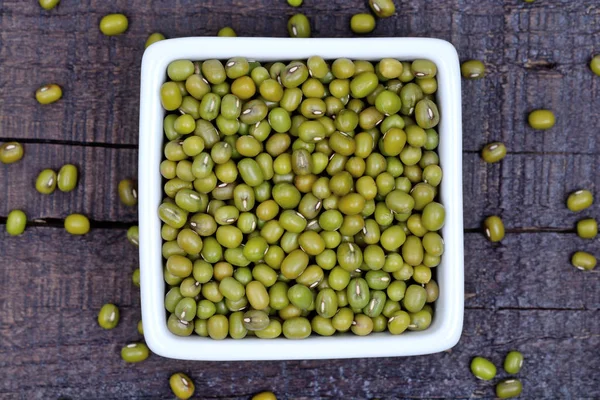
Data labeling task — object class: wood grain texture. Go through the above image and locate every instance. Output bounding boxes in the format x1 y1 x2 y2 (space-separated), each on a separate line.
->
464 151 600 230
464 232 600 310
0 229 598 398
0 0 598 152
1 0 599 398
3 306 597 400
0 144 138 223
2 145 598 230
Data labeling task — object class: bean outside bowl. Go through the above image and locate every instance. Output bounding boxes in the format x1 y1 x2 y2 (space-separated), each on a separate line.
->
138 37 464 361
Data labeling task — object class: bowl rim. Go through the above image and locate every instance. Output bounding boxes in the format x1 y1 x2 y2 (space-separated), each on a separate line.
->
139 37 464 361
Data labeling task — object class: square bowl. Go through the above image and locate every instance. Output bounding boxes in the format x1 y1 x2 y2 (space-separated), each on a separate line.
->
139 37 464 361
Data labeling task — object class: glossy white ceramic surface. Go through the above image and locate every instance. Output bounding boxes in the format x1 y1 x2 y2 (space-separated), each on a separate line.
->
139 37 464 361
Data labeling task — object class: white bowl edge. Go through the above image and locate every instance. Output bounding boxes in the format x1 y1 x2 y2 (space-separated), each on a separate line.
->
138 37 464 361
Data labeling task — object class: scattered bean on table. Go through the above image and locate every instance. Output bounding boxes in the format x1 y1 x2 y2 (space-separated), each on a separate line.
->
145 32 166 48
460 60 486 79
350 14 376 34
0 142 24 164
169 372 195 400
566 189 593 212
64 214 90 235
576 218 597 239
39 0 60 10
369 0 396 18
57 164 78 192
288 14 311 38
252 392 278 400
99 13 129 36
6 210 27 236
97 303 120 329
528 109 555 130
571 251 597 271
483 215 505 242
481 142 507 163
470 356 497 380
496 379 523 399
503 350 524 374
591 55 600 76
218 27 237 37
120 343 150 363
35 84 63 104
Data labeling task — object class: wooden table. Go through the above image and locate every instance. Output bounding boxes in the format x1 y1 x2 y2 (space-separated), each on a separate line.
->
1 0 599 398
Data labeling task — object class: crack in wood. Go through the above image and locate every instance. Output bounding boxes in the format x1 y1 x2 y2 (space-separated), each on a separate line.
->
0 219 578 233
0 216 134 229
0 137 138 150
522 60 558 70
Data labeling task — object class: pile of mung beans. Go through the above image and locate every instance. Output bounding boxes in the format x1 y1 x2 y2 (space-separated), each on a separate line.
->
158 56 445 339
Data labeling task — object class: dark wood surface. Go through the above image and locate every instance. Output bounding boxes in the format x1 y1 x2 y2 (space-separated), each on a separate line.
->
1 0 599 398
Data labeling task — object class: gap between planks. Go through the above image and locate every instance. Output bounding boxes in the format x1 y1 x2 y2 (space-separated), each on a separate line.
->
1 137 598 157
0 217 579 234
0 137 137 150
0 217 133 229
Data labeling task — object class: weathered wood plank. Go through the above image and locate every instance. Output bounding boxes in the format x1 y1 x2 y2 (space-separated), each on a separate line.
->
0 143 138 223
1 0 599 398
1 0 599 152
464 232 600 310
2 144 597 231
1 304 597 399
463 152 600 230
460 1 600 154
1 227 596 324
1 228 598 398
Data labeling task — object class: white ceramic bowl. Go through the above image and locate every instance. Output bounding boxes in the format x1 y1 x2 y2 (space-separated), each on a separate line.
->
139 37 464 361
